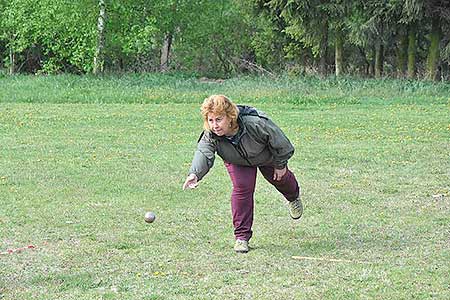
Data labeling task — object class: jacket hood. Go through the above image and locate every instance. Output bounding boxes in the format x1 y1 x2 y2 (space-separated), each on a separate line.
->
238 105 258 116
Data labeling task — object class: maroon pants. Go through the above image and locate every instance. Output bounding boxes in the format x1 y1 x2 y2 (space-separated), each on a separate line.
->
224 162 300 241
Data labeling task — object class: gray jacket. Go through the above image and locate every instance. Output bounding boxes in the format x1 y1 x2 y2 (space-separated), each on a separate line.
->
189 105 295 180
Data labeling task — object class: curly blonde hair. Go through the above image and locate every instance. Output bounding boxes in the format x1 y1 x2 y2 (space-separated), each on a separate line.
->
201 95 239 132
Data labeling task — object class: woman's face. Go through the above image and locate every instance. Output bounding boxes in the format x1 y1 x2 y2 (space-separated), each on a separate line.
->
207 113 232 136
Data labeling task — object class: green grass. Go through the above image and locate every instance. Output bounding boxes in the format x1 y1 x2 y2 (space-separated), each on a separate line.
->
1 73 449 105
0 74 449 299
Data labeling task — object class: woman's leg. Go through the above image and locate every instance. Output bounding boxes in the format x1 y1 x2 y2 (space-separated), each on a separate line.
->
224 162 257 241
258 166 300 201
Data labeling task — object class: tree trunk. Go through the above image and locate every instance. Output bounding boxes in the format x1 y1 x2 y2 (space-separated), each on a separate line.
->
407 25 417 79
357 46 370 76
213 46 231 75
369 47 375 77
426 18 441 81
396 28 408 78
9 46 15 75
335 30 344 77
318 19 328 76
375 39 384 78
93 0 106 75
160 33 173 72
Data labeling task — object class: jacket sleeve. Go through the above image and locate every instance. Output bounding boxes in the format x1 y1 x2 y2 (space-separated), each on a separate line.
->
188 131 217 180
262 118 295 169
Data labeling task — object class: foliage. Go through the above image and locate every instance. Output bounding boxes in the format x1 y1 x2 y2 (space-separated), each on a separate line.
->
170 0 255 77
0 0 36 70
0 0 449 79
0 0 98 73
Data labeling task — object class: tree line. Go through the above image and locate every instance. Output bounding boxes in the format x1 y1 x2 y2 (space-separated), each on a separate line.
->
1 0 449 80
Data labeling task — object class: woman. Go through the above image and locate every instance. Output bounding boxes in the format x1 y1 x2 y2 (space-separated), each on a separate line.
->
183 95 302 253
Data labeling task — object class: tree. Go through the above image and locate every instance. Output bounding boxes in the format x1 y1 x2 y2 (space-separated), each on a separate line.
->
402 0 450 80
279 0 331 75
426 16 442 80
170 0 254 76
324 1 354 77
93 0 107 74
401 0 425 79
334 26 345 77
248 0 295 72
407 25 418 78
1 0 109 74
154 0 183 72
255 0 355 77
38 0 98 73
0 0 37 74
106 0 157 71
396 25 409 78
423 0 449 80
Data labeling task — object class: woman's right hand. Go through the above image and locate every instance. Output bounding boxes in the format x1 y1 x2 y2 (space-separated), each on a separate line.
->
182 174 199 190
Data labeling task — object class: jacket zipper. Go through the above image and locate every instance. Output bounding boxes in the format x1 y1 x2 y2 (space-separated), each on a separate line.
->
229 139 252 166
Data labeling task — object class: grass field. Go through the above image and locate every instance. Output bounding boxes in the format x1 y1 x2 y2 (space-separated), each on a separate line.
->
1 74 449 299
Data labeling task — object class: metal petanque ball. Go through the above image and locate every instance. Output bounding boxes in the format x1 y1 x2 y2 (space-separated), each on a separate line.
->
144 211 156 223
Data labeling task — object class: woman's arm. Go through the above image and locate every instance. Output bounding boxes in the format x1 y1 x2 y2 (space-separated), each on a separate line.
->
183 132 217 189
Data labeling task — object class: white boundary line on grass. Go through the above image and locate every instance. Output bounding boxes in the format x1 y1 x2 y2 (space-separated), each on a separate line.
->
292 255 372 264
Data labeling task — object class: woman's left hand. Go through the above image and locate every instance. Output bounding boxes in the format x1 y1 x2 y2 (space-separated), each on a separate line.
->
273 167 287 181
